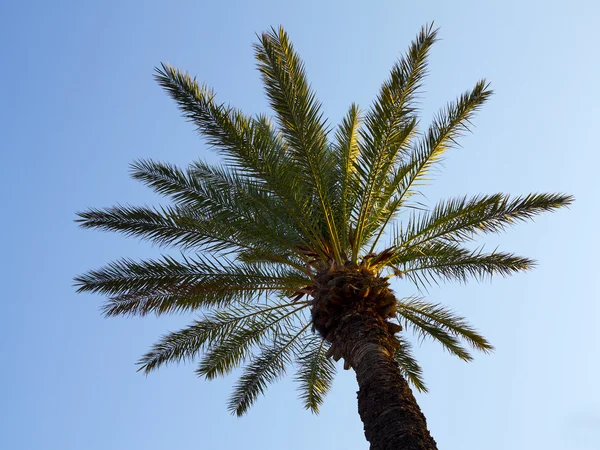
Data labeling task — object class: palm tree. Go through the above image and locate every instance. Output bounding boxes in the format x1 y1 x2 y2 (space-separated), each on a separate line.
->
75 24 572 449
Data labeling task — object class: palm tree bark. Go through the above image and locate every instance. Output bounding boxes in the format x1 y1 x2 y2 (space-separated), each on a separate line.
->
335 310 437 450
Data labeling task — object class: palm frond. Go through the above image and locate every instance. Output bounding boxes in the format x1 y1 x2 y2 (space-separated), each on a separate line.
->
369 79 493 250
332 103 362 254
76 204 238 251
197 304 307 380
255 26 341 261
74 256 309 316
130 159 300 248
352 24 438 257
154 64 330 258
295 336 336 413
394 335 427 393
407 78 492 187
137 301 309 374
77 170 312 264
228 322 311 416
396 299 473 361
130 159 207 207
188 160 308 258
400 192 574 249
154 64 280 174
398 298 493 353
390 241 534 288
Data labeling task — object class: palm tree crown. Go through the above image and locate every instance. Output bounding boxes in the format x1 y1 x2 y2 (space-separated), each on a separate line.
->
75 24 572 419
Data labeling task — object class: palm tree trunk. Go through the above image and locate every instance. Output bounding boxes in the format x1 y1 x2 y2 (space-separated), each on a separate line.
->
334 310 438 450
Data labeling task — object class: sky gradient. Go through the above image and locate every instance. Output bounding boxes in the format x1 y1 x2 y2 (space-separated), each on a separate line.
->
1 1 598 449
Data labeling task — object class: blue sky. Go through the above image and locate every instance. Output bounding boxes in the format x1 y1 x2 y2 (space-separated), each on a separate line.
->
1 0 598 449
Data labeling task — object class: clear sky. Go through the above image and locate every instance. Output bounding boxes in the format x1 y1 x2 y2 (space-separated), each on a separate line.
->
1 0 598 449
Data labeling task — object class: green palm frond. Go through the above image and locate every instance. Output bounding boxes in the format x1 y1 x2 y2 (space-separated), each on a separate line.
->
154 64 330 259
352 24 438 257
74 256 309 316
76 204 213 249
228 322 311 416
138 301 309 374
197 304 305 380
398 298 493 354
399 193 574 249
397 298 474 361
255 26 341 261
78 161 318 263
188 160 309 259
76 203 273 255
365 79 494 250
362 81 493 254
295 335 336 413
404 79 493 189
332 103 362 255
197 325 272 380
394 335 427 393
131 158 298 240
76 203 297 258
154 64 284 176
130 159 207 207
391 241 533 288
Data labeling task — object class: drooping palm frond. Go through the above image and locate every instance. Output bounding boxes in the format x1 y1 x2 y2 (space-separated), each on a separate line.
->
398 298 493 352
196 305 305 381
139 302 289 369
76 24 572 417
394 334 427 393
137 301 309 374
228 322 312 416
295 335 336 413
389 241 534 288
397 297 493 361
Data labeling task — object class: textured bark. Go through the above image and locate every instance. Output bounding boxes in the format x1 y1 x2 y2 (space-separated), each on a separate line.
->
334 310 438 450
310 263 437 449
